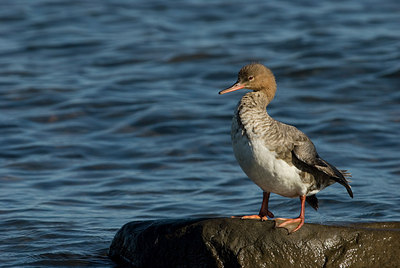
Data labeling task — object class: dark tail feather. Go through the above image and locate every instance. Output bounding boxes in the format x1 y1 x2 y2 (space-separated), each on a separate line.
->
340 169 352 177
320 159 353 198
340 170 352 182
332 171 353 198
306 195 319 211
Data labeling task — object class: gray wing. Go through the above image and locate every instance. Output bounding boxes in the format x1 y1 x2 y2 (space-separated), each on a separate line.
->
257 117 353 198
290 128 353 198
265 121 353 198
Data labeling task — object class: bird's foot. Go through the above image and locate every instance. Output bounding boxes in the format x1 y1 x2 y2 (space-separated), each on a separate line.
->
231 210 274 221
240 214 268 221
274 217 304 233
231 215 267 221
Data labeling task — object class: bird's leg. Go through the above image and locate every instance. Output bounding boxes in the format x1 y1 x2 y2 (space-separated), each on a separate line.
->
240 192 274 221
274 195 306 233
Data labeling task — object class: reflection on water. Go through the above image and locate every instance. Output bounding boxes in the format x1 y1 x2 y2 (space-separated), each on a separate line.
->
0 0 399 266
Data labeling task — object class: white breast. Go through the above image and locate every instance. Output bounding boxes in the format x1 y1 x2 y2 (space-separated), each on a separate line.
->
232 124 311 198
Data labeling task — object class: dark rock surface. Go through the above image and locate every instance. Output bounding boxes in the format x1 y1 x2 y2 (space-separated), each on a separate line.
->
109 218 400 267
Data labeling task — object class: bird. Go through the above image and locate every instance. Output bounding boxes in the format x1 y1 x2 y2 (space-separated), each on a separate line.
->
219 63 353 233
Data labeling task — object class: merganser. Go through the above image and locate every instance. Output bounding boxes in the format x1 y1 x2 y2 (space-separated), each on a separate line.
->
219 63 353 233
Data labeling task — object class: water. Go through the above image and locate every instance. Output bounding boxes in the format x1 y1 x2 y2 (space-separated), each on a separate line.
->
0 0 399 266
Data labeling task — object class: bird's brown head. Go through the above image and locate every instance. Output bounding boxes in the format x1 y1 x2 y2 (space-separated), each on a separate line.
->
219 63 277 102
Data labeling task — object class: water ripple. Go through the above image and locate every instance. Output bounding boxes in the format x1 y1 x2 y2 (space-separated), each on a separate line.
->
1 0 399 266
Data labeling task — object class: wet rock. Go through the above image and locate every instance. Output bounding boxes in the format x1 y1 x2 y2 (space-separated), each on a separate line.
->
109 218 400 267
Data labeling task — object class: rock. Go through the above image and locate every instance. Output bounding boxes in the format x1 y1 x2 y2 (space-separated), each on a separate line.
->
109 218 400 267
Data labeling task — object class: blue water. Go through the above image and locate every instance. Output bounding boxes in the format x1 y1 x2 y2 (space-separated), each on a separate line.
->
1 0 399 266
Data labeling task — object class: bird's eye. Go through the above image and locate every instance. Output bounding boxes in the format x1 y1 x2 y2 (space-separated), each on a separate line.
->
248 76 254 81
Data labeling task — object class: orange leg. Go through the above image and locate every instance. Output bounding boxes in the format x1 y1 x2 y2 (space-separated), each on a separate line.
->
236 192 274 221
274 195 306 233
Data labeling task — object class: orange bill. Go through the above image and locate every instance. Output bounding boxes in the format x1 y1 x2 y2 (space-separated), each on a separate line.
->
219 82 245 95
